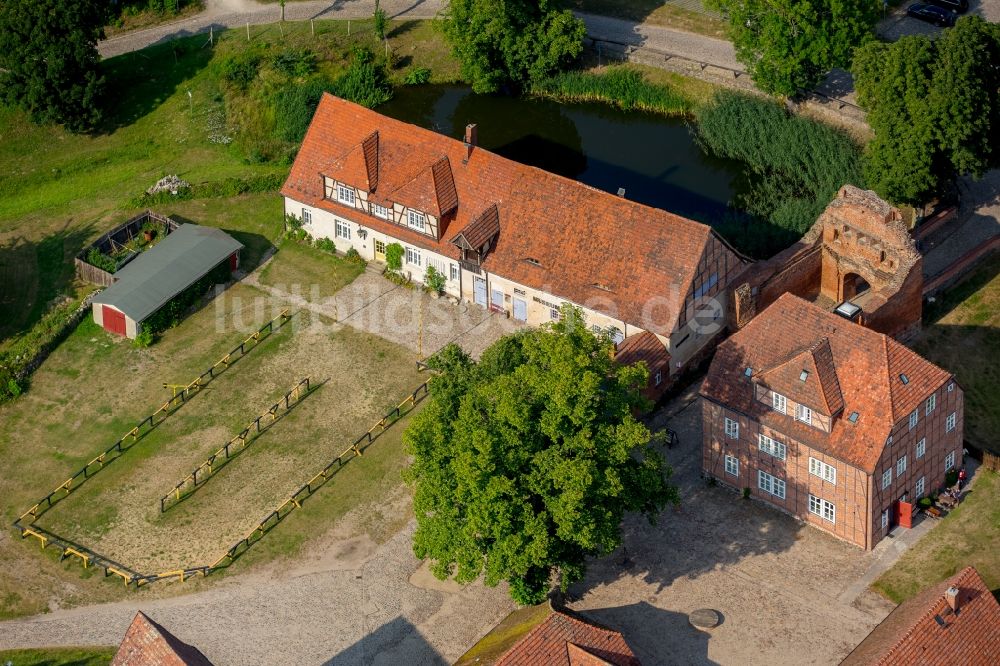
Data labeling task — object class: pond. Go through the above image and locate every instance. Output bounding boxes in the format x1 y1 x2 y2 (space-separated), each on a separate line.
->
378 85 749 224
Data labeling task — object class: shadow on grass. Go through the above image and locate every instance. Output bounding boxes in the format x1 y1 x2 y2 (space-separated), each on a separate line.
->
0 223 96 344
99 32 216 132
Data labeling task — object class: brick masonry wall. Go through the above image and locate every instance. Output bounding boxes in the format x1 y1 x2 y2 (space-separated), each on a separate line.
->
702 398 872 549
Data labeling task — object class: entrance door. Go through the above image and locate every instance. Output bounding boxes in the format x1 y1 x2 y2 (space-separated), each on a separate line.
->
490 288 504 313
898 500 914 529
103 305 126 336
512 297 527 322
473 277 487 307
374 239 386 262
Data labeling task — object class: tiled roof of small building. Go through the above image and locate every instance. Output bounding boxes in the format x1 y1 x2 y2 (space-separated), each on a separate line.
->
701 293 952 473
111 612 213 666
615 331 670 372
841 567 1000 665
282 94 736 336
756 338 844 416
495 608 641 666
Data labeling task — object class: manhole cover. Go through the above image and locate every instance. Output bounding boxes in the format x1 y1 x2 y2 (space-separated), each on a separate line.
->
689 608 722 629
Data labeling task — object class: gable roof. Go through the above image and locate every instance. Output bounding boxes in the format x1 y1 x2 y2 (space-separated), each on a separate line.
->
282 94 742 336
756 337 845 416
495 608 640 666
701 293 952 473
112 611 214 666
452 203 501 251
841 567 1000 665
92 224 242 323
615 331 670 372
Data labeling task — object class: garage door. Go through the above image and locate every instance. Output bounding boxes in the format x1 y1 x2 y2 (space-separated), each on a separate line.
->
102 305 126 336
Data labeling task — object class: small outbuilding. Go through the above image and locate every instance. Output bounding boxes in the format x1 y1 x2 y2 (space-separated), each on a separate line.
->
92 224 243 339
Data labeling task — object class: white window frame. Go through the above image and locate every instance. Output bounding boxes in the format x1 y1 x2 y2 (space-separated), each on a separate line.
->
449 263 459 282
945 412 956 433
882 468 892 490
758 470 786 499
372 203 390 219
335 218 351 240
654 371 663 387
796 404 813 425
772 392 787 414
337 184 356 206
809 457 836 484
758 434 787 461
405 246 422 267
808 495 836 523
724 417 739 440
945 450 956 471
925 394 936 415
916 437 926 459
724 455 739 477
301 208 312 226
881 509 890 530
909 409 918 430
916 476 925 498
407 210 426 231
897 455 907 477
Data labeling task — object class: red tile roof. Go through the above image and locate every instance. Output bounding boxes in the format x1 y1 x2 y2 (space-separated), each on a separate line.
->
111 612 213 666
701 293 953 473
756 337 844 416
496 609 641 666
841 567 1000 665
615 331 670 372
282 94 739 336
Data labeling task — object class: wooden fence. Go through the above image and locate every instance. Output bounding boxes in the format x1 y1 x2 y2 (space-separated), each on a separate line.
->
75 211 179 287
12 311 294 579
160 377 317 512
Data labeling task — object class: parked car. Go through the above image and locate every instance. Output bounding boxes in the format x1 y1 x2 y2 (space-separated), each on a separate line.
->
929 0 968 13
906 3 957 26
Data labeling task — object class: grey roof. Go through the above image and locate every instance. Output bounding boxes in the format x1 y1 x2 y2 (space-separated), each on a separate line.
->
93 224 243 322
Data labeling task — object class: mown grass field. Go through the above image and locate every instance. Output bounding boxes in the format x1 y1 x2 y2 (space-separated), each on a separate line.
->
873 255 1000 603
0 646 115 666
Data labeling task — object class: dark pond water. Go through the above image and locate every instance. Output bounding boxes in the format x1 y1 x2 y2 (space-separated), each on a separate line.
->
378 85 748 224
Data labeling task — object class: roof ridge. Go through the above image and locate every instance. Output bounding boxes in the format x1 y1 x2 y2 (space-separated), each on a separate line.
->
878 567 980 664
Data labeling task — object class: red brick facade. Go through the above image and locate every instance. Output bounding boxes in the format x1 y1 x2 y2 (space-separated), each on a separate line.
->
701 294 963 550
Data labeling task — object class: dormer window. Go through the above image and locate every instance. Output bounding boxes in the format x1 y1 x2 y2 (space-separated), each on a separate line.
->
407 210 425 231
337 185 356 206
372 203 390 219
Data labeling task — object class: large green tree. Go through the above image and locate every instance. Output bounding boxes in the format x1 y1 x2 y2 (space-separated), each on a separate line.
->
0 0 108 131
441 0 586 94
404 307 677 605
853 17 1000 204
708 0 878 97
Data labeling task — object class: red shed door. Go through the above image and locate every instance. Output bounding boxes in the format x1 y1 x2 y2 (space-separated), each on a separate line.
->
229 251 238 272
102 305 126 336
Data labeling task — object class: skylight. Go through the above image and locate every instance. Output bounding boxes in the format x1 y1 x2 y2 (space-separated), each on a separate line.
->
900 374 910 385
744 367 753 378
799 370 810 381
848 411 860 423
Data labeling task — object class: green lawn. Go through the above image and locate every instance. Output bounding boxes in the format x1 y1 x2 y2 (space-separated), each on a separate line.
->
872 255 1000 603
0 647 116 666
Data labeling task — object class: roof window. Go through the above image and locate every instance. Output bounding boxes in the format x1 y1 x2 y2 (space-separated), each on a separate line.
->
799 370 809 382
900 374 910 385
524 257 542 267
744 367 753 378
848 411 860 424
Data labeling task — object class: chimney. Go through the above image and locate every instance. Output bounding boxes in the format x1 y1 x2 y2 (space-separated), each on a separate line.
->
464 123 478 163
617 187 626 198
945 586 960 612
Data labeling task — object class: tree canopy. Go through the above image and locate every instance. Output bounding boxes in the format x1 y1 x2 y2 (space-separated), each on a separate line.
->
853 17 1000 204
441 0 586 94
707 0 878 97
0 0 108 131
404 307 677 604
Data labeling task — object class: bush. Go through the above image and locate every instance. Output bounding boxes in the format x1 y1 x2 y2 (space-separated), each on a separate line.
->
133 329 154 348
314 237 336 253
272 79 332 143
142 261 232 335
742 487 751 500
221 51 263 92
534 67 690 116
86 247 117 272
345 247 367 266
125 174 285 209
374 7 388 41
384 269 411 287
424 265 446 293
695 91 865 257
272 48 317 78
945 469 959 488
385 242 404 271
918 497 933 509
403 67 432 86
0 297 84 403
332 47 393 109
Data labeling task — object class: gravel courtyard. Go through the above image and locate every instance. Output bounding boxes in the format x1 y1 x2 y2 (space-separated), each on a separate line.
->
0 384 903 665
